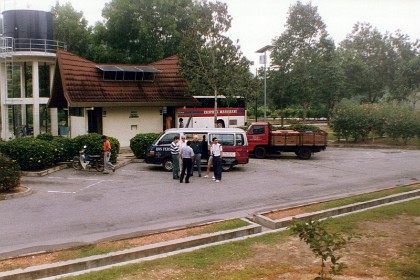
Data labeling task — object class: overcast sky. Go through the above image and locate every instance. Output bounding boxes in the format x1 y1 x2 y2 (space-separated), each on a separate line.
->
6 0 420 68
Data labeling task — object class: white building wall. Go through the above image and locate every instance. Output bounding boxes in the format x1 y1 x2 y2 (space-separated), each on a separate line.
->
70 116 86 138
103 107 163 147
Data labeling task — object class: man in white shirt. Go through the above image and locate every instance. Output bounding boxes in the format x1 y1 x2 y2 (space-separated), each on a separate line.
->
178 135 187 176
210 137 223 182
180 141 194 183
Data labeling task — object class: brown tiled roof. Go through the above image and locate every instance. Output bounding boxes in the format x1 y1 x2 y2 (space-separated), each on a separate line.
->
48 49 198 108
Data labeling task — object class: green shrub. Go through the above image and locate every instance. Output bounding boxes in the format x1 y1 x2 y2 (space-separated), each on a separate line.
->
383 106 418 144
331 103 374 141
73 133 120 163
1 138 56 171
289 124 321 132
331 103 419 143
290 219 353 279
36 133 54 141
36 134 76 163
0 139 5 151
0 154 21 191
51 136 77 162
130 133 160 159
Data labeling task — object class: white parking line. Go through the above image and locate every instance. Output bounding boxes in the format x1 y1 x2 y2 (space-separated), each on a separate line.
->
47 176 100 181
79 180 106 191
48 191 76 194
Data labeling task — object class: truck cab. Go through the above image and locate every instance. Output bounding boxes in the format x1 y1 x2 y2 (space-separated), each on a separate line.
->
246 122 327 159
246 122 271 154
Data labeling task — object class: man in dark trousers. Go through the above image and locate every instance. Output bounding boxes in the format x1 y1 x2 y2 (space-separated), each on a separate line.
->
190 134 202 177
170 136 180 179
210 137 223 183
179 141 194 183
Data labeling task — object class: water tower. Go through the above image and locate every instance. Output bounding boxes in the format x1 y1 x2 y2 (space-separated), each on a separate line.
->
0 8 66 139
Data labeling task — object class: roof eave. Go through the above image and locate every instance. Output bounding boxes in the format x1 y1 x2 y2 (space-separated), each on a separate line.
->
67 101 200 107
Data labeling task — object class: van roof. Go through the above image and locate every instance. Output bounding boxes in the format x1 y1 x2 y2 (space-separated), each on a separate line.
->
164 128 246 133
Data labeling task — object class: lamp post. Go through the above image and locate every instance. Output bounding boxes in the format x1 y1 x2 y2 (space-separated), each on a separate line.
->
256 45 273 122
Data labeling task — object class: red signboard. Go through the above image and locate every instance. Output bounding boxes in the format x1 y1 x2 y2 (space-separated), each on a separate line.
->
178 107 245 117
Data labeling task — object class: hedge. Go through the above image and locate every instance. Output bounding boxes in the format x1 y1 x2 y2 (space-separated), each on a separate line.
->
72 133 120 163
51 136 77 163
289 124 321 132
0 137 56 171
130 133 160 159
36 133 55 141
0 154 21 191
331 103 420 143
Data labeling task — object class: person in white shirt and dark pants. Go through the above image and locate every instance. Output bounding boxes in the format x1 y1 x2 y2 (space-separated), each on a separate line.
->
210 137 223 183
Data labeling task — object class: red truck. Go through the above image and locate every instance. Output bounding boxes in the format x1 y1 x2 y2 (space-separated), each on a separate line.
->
246 122 328 159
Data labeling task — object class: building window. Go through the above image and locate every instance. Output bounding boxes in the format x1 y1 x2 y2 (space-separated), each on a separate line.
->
70 107 84 117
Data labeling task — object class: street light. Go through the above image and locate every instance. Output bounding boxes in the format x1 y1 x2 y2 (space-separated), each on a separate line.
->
256 45 273 122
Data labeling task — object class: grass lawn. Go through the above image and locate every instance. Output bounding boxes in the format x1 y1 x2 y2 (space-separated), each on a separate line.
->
61 198 420 280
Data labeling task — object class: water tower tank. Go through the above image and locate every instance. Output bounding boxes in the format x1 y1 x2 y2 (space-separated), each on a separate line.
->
2 10 53 51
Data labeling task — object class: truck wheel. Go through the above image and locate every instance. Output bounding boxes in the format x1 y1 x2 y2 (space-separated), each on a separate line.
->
163 158 173 172
222 164 233 172
254 147 266 159
297 147 312 160
72 157 82 170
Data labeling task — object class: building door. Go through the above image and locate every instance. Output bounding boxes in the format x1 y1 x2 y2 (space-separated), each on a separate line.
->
88 107 103 134
164 106 175 130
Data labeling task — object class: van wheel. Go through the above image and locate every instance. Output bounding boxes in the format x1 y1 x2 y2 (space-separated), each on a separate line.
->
222 164 233 172
297 147 312 160
254 147 266 159
163 158 173 172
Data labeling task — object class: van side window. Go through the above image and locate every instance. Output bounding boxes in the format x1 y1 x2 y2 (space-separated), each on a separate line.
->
210 134 234 146
236 134 244 146
251 125 265 135
158 133 179 145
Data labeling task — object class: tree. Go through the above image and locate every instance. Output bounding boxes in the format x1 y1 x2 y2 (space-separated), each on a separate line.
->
339 23 394 103
267 69 294 126
386 31 420 108
179 0 256 127
94 0 196 64
271 1 335 120
51 2 92 56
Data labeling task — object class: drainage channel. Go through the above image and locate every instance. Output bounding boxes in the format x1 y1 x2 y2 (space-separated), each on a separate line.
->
0 189 419 280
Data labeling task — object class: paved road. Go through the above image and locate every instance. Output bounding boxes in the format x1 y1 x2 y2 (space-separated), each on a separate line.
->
1 147 419 258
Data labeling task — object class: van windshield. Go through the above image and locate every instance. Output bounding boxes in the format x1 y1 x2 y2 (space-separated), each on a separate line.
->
157 132 180 145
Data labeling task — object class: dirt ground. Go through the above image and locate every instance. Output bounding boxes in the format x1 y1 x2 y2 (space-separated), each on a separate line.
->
135 215 419 280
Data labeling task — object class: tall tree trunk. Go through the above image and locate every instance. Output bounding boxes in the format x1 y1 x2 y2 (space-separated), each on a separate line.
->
214 89 218 128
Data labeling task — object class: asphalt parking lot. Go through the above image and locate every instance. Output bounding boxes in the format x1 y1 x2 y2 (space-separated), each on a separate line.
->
1 147 419 258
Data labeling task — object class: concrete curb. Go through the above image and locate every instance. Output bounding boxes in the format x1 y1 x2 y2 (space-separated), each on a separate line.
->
114 157 135 169
21 164 69 177
0 187 32 201
253 189 420 229
328 142 420 150
0 219 261 280
20 156 135 178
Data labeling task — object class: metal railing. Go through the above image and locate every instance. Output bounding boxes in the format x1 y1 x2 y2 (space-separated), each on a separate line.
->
0 37 67 54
